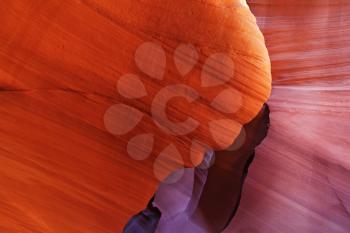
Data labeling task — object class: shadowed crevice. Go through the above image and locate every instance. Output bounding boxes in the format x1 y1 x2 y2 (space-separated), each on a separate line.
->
123 104 270 233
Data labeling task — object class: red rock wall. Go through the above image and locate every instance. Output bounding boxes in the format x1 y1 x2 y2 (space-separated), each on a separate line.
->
0 1 270 232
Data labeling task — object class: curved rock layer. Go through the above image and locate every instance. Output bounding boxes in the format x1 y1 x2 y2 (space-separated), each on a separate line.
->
0 1 270 233
146 1 350 232
227 1 350 233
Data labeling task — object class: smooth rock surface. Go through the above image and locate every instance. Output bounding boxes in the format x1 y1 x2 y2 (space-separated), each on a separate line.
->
227 1 350 232
0 1 270 232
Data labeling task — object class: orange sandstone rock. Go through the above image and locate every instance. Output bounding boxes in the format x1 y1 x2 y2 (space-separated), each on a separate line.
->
0 0 270 232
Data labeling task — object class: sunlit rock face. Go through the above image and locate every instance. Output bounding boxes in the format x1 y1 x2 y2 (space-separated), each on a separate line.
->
227 1 350 233
0 0 270 233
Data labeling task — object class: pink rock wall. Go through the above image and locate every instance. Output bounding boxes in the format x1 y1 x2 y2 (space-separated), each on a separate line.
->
227 1 350 232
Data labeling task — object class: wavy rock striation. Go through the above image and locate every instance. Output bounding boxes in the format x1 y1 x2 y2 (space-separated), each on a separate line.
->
227 1 350 232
